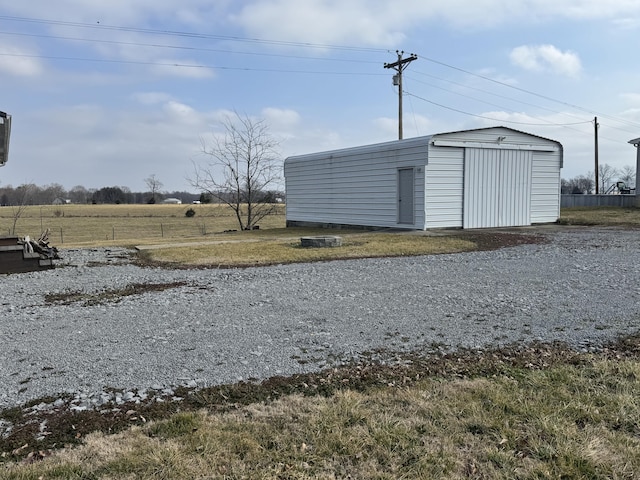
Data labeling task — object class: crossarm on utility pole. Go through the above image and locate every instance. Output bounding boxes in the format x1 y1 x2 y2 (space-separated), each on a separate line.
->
384 51 418 140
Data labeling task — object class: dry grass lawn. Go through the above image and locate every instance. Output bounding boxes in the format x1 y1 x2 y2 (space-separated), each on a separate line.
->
4 358 640 479
560 206 640 226
141 232 477 267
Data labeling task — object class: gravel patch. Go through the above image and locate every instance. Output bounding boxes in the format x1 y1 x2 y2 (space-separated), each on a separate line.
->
1 227 639 411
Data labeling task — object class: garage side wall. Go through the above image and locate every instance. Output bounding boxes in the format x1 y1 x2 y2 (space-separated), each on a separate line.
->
285 140 428 229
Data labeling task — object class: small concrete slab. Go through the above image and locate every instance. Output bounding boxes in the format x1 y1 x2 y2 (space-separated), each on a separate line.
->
300 236 343 248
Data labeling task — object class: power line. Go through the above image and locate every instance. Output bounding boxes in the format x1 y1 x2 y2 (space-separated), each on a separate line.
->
0 30 382 65
0 15 388 53
0 51 385 76
2 13 637 133
404 91 591 127
409 71 596 125
405 91 626 145
414 51 640 130
406 72 640 137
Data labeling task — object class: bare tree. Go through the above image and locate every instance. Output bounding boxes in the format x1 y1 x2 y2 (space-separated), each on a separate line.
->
191 112 281 230
10 183 34 235
144 174 164 204
619 165 636 187
69 185 90 204
38 183 67 204
598 163 619 193
562 174 594 194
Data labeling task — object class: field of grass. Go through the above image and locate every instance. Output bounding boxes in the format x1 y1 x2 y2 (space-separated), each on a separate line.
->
140 231 477 267
2 206 640 477
560 206 640 226
0 203 286 247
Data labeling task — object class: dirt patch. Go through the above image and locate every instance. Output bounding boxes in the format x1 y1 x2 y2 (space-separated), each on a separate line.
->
44 282 188 306
453 231 549 251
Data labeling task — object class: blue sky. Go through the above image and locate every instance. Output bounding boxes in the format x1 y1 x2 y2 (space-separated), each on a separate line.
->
0 0 639 193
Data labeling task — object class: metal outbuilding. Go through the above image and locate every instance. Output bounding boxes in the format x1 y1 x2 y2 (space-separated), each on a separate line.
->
284 126 563 230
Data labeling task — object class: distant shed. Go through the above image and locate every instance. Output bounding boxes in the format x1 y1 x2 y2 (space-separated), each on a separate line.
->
284 126 563 230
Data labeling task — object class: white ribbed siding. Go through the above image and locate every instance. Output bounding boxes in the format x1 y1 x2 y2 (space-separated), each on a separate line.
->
530 151 562 223
463 148 532 228
424 147 464 228
285 127 562 230
285 138 428 229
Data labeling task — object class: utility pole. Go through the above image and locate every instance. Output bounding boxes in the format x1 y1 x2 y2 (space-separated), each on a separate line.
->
594 116 599 194
384 51 418 140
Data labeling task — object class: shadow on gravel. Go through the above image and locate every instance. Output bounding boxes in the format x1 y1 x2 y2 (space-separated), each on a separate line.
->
2 335 640 465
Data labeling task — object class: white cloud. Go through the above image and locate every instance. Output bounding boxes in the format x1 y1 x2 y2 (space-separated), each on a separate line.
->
0 45 44 76
510 44 582 78
0 1 223 25
373 113 432 139
373 117 399 137
164 101 197 118
620 93 640 106
232 0 406 46
15 101 208 191
231 0 640 43
150 60 215 79
131 92 174 105
2 1 640 52
262 108 301 128
619 108 640 122
612 17 640 29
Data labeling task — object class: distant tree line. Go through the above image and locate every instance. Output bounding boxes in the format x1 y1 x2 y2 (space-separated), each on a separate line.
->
0 182 285 207
561 163 635 194
0 183 198 206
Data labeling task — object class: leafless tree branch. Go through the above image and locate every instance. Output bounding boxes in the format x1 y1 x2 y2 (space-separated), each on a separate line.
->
190 112 281 230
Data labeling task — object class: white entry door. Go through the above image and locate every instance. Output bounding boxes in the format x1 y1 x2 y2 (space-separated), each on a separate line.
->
398 168 415 224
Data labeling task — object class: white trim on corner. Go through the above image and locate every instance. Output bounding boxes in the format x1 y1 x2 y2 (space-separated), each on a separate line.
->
431 140 558 152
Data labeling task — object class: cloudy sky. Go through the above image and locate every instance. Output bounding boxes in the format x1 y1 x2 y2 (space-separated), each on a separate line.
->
1 0 639 193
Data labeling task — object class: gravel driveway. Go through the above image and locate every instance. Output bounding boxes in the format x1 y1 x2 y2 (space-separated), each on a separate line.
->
1 226 640 411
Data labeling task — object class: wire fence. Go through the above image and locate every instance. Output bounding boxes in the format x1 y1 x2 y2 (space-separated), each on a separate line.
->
0 205 286 245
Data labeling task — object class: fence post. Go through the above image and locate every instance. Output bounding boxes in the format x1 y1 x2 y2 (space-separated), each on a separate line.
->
112 227 115 240
60 227 63 244
161 223 164 237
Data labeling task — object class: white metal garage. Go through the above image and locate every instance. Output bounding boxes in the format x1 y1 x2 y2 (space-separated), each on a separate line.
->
284 126 563 230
